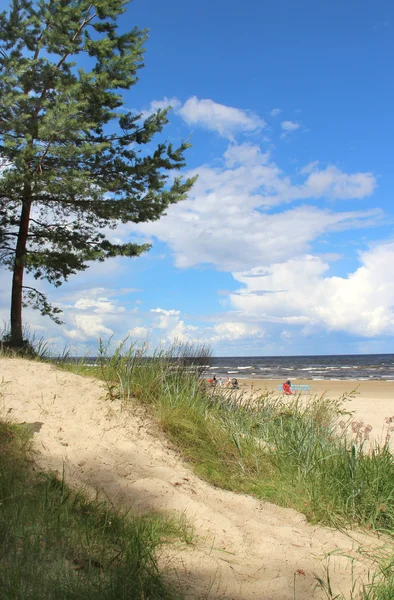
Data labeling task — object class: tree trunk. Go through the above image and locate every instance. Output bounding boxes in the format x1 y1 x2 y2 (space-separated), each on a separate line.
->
10 187 32 348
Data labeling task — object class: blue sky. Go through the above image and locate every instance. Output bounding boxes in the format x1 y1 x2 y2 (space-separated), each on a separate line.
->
1 0 394 356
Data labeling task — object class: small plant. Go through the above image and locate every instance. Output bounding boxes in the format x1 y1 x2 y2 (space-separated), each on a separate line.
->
315 552 394 600
1 321 49 359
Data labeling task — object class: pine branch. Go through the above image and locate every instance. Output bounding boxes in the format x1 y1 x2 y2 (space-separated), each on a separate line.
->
56 4 97 70
32 5 98 126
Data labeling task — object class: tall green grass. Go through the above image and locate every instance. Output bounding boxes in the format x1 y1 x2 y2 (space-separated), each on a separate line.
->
0 419 186 600
84 339 394 533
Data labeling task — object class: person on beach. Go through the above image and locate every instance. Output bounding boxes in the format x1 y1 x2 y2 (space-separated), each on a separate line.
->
282 380 293 395
231 377 239 389
207 375 217 386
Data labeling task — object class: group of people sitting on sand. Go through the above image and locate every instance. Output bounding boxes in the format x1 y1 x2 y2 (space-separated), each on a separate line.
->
207 376 293 394
207 375 239 389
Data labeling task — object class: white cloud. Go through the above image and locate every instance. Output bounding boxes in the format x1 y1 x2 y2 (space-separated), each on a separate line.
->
150 308 180 316
63 328 85 341
128 326 150 339
148 312 264 346
270 108 281 117
223 143 270 167
301 165 375 200
74 297 125 313
150 307 181 330
129 143 378 271
178 96 266 139
209 321 263 342
164 320 199 344
299 161 320 175
281 120 300 132
230 241 394 337
65 315 114 340
141 96 181 118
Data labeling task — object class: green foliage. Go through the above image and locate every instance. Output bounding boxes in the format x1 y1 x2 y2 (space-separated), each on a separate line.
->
0 418 186 599
0 0 195 336
72 339 394 534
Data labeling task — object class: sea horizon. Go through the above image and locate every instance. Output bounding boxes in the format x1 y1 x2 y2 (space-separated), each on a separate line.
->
61 352 394 382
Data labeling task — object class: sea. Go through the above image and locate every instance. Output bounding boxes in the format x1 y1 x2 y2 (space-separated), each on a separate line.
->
205 354 394 381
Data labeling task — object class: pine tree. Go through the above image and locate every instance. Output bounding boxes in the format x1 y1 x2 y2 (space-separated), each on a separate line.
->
0 0 194 348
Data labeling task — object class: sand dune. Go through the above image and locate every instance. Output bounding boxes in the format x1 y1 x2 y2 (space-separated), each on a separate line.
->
0 358 388 599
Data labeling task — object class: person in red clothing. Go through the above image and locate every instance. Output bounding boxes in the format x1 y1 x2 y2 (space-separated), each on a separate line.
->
282 380 293 395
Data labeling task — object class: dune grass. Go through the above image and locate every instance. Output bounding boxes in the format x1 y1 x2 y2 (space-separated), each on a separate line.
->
0 418 187 600
59 339 394 599
78 340 394 533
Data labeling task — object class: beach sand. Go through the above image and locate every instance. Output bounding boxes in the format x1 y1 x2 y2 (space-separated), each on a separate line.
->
1 358 391 599
238 378 394 446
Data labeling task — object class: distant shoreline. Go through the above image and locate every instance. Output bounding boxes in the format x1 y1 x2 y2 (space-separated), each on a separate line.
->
237 377 394 398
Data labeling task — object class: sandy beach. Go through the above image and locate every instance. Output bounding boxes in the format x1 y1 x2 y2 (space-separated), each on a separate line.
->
239 377 394 400
1 358 392 599
238 378 394 447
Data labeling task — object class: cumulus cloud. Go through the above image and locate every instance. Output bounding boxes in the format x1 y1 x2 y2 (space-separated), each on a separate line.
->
150 308 180 316
150 307 182 330
209 321 263 342
65 315 114 340
177 96 266 139
230 241 394 337
281 120 300 132
270 108 281 117
128 307 266 347
129 143 378 271
74 297 125 313
141 96 181 118
163 319 199 344
128 326 150 339
152 314 265 346
300 165 375 200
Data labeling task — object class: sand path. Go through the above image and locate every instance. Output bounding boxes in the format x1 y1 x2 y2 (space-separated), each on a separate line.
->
0 358 384 600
